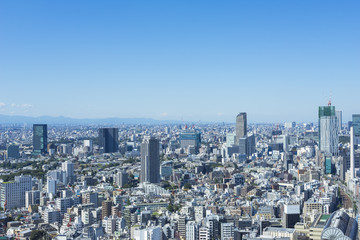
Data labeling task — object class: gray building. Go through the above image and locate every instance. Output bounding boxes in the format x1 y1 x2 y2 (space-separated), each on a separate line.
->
33 124 47 155
319 106 339 156
99 128 119 153
180 131 201 153
239 134 255 157
7 145 20 159
115 170 128 187
141 137 160 183
236 113 247 145
352 114 360 144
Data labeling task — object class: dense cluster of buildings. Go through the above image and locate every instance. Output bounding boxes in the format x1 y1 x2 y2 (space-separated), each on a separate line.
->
0 104 358 239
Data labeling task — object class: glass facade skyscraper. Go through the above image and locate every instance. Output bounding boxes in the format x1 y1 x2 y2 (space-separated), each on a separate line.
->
99 128 119 153
352 114 360 144
33 124 47 155
236 112 247 145
318 106 338 156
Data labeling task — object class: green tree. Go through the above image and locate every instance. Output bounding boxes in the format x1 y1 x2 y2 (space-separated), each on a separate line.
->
184 183 192 190
30 230 48 240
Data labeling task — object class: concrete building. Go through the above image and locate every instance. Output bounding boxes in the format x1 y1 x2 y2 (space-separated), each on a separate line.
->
62 161 75 184
236 113 247 145
0 175 34 209
7 145 20 159
141 137 160 184
186 221 199 240
99 128 119 153
318 106 339 155
25 190 40 208
221 222 234 240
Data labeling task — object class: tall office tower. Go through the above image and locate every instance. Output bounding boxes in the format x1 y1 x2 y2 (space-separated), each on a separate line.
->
239 134 256 157
0 175 34 210
33 124 47 155
141 137 160 183
319 106 339 156
350 127 355 179
62 161 75 185
47 179 57 197
336 110 342 132
179 131 201 153
99 128 119 153
236 113 247 144
352 114 360 145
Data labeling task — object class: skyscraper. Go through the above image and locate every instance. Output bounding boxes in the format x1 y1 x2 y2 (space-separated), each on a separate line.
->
336 110 342 132
236 113 247 145
352 114 360 145
33 124 47 155
318 106 339 156
62 161 75 185
99 128 119 153
141 137 160 183
350 127 355 179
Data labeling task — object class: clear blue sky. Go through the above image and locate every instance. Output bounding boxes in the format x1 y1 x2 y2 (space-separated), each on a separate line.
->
0 1 359 123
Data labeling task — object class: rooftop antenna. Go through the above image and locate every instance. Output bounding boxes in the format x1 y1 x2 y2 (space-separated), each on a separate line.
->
328 92 332 106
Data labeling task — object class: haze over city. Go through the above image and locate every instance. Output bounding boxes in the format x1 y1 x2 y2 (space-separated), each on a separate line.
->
1 1 359 123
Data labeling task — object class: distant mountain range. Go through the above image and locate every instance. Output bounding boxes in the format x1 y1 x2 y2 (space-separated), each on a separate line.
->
0 114 183 125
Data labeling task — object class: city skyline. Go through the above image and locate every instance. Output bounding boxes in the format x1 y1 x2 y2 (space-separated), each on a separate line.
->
1 1 359 122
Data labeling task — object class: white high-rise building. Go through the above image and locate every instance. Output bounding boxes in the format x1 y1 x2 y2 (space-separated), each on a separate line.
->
199 227 210 240
83 139 93 153
134 226 162 240
62 161 75 185
350 127 355 179
186 221 199 240
319 106 339 156
221 223 234 240
103 216 117 234
47 179 57 197
0 175 34 210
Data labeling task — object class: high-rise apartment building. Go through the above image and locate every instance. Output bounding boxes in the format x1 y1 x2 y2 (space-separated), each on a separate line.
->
221 222 234 240
99 128 119 153
33 124 47 155
141 137 160 183
236 113 247 145
62 161 75 184
319 106 339 155
102 200 113 219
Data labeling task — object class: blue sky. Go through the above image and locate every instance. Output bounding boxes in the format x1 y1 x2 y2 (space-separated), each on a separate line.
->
0 1 359 123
